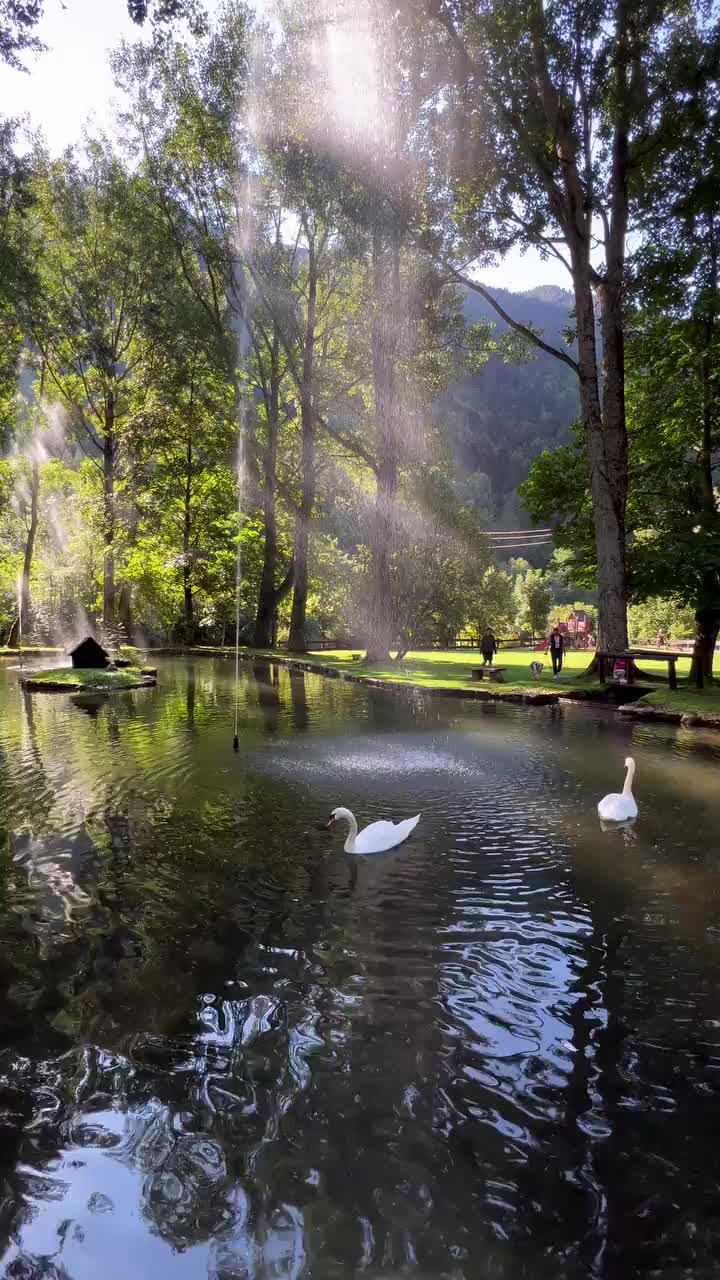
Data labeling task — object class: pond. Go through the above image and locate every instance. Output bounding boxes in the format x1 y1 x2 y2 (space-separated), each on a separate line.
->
0 655 719 1280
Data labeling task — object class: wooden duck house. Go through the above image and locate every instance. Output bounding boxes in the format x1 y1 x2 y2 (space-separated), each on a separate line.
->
69 636 110 669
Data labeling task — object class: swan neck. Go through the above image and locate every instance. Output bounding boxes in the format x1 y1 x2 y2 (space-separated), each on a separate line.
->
623 761 635 795
343 810 358 852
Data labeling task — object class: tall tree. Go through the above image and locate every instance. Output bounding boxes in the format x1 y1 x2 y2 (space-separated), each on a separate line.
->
524 9 720 683
113 4 254 626
514 566 552 641
25 145 159 632
630 9 720 681
399 0 692 651
0 119 36 453
245 209 297 648
127 299 236 645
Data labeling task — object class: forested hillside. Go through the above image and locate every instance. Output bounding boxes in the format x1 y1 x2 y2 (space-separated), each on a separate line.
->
443 286 579 529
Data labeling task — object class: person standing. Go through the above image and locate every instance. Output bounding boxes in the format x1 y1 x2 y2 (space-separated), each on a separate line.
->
480 629 497 666
549 625 564 677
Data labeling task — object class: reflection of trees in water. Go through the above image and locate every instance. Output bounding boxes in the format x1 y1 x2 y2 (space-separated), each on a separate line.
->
4 1252 74 1278
10 830 96 938
0 791 342 1273
287 670 308 734
0 985 324 1274
5 678 720 1277
252 661 280 734
186 665 196 732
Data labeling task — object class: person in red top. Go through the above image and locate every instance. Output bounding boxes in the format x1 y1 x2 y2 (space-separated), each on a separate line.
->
549 625 564 677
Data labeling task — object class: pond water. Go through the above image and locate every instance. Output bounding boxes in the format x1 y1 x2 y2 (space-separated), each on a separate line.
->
0 656 719 1280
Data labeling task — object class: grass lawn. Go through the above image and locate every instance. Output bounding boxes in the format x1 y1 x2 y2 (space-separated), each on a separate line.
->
21 665 157 691
301 646 720 696
0 645 63 657
634 685 720 718
307 647 594 694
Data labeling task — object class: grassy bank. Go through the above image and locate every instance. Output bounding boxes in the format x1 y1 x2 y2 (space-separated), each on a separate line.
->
174 643 718 697
240 646 720 718
305 647 601 695
21 666 157 692
304 647 719 692
631 685 720 720
0 646 63 658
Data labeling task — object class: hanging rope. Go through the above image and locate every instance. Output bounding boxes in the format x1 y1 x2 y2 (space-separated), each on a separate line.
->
17 573 23 681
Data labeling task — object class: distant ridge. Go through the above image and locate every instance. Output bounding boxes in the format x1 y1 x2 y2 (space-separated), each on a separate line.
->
439 280 580 541
520 284 574 307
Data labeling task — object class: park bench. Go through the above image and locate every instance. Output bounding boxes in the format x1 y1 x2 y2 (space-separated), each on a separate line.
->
471 665 507 683
598 648 682 690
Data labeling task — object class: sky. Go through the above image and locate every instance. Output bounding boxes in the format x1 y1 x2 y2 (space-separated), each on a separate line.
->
0 0 565 296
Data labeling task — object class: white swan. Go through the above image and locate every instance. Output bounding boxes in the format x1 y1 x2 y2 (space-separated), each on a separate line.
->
598 757 638 823
326 807 420 854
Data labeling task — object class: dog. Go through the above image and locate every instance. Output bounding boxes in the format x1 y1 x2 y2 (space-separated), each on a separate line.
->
530 660 544 680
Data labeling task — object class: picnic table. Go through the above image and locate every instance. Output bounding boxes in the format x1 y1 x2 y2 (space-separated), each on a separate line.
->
598 648 683 690
471 665 507 684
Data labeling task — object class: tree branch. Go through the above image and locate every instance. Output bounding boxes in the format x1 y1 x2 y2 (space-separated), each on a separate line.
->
440 260 579 373
317 413 378 473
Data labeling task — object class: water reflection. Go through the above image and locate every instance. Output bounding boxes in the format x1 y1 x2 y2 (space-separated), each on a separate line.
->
70 693 108 719
0 658 719 1277
598 817 637 840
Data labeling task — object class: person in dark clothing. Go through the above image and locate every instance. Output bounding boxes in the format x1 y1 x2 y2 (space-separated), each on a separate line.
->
549 625 564 676
480 630 497 666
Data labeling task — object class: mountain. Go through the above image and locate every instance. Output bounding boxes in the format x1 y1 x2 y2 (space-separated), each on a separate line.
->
441 284 580 534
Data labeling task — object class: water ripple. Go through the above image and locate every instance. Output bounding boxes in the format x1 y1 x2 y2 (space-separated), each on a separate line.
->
1 658 720 1278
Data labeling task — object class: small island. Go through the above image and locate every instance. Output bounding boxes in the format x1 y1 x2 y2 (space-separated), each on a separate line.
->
21 666 157 692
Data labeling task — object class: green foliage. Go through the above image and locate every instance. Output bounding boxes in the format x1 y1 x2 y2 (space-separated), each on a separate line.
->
628 599 695 645
376 467 491 654
519 425 596 589
464 565 516 639
514 568 552 639
0 2 44 69
0 120 36 443
1 0 718 661
522 310 720 627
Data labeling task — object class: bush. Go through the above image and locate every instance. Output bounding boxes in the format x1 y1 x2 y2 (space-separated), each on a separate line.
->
628 598 695 644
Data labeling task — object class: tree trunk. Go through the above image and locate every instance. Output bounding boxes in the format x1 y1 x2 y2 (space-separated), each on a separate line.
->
288 227 318 654
183 436 194 646
530 8 631 653
118 582 133 645
593 69 631 653
690 605 720 688
20 459 40 634
102 397 115 636
183 579 193 646
690 214 719 687
254 327 295 647
365 229 401 662
254 375 279 646
593 276 629 652
287 452 314 652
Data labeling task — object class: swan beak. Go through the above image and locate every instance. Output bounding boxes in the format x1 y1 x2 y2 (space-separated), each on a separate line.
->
325 816 336 829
